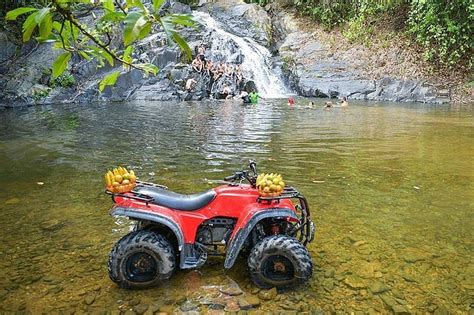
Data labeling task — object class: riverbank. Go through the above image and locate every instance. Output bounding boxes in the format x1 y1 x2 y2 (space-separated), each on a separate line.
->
268 4 473 104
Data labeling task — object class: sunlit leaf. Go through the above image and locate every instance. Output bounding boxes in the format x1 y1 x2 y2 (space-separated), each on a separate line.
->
123 45 134 64
101 11 126 22
172 32 192 61
6 7 38 20
22 11 39 42
39 13 53 39
135 63 158 75
101 0 115 12
102 50 114 66
35 8 51 24
52 52 71 78
123 12 148 45
153 0 165 12
99 71 120 91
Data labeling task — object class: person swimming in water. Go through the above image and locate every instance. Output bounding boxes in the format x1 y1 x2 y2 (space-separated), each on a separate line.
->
340 96 349 107
249 89 264 104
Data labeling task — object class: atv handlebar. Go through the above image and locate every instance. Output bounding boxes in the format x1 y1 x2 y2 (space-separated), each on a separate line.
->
224 161 258 186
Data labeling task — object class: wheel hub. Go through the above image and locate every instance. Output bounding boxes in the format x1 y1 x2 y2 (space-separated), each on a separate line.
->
274 261 286 272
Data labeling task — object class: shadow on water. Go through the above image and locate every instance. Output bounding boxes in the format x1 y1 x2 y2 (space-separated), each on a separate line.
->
0 99 473 313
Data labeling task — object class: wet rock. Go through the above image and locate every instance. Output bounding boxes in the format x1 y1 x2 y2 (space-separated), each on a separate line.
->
224 300 240 312
369 282 390 294
0 289 8 299
5 198 20 205
243 295 260 307
129 298 141 306
40 219 65 232
180 300 199 312
84 294 95 305
258 287 277 300
344 275 367 289
219 285 243 296
321 278 335 292
48 286 64 294
134 303 149 314
392 304 410 314
401 249 427 263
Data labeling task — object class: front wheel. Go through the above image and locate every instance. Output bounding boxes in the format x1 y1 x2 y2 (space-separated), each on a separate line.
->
108 230 176 289
248 235 312 289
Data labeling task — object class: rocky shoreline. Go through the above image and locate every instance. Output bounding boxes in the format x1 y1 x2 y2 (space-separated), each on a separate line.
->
0 0 469 107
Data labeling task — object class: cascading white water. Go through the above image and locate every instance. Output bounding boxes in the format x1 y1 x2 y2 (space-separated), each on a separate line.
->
193 11 288 98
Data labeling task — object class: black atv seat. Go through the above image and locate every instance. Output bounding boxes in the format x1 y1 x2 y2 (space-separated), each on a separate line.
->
134 186 216 211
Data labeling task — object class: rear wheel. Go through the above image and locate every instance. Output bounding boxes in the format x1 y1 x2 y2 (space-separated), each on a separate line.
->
248 235 312 289
108 230 176 289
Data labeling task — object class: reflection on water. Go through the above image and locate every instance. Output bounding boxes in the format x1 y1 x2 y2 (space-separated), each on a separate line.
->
0 100 473 313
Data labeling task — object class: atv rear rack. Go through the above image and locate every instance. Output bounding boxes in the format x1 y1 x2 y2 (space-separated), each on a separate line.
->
104 180 168 205
258 186 314 245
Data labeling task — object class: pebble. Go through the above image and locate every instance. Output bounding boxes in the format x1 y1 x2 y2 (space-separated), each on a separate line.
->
224 300 240 312
180 300 199 312
258 287 277 300
134 303 149 314
129 298 141 306
5 198 20 205
244 295 260 307
84 294 95 305
219 285 243 296
369 282 390 294
344 275 367 289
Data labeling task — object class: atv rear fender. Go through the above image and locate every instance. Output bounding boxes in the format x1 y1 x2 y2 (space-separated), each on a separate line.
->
223 207 299 269
110 206 187 265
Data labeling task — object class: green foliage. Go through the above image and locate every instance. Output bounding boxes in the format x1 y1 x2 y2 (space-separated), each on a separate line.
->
285 0 472 70
408 0 473 69
99 71 120 92
49 71 75 88
6 0 195 91
245 0 270 6
32 87 50 101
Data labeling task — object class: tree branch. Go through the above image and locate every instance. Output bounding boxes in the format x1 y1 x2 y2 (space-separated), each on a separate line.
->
52 0 138 70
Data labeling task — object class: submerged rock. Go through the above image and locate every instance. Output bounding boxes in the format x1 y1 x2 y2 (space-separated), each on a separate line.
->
258 287 277 300
369 282 390 294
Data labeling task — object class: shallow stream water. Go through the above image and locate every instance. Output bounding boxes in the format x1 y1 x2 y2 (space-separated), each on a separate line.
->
0 99 473 313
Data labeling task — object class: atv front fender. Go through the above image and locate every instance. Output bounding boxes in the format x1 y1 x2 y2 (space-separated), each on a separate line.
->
110 206 185 251
224 208 299 269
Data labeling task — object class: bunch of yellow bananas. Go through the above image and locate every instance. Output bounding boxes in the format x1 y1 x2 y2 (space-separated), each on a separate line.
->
256 173 285 197
104 166 137 193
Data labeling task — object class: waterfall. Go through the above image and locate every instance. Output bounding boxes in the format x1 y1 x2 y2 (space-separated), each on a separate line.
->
193 11 288 98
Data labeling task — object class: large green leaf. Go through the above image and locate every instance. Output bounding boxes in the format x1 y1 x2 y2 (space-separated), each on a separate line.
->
52 52 71 78
101 0 114 12
99 71 121 92
102 50 114 66
22 11 39 42
135 63 158 75
153 0 165 12
39 13 53 39
123 45 134 64
34 8 50 24
172 32 192 61
101 11 126 22
123 12 148 46
6 7 38 20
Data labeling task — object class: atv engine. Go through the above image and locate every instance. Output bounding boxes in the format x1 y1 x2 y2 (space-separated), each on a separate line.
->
196 217 235 246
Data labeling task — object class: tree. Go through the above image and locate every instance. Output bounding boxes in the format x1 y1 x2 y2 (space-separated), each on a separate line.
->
6 0 194 91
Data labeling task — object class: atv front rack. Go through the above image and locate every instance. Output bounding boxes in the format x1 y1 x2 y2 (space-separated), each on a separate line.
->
104 180 168 205
258 186 314 245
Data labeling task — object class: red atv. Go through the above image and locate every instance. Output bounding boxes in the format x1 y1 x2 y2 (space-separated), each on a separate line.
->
105 161 315 289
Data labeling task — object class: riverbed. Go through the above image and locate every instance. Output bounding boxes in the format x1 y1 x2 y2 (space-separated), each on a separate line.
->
0 99 473 313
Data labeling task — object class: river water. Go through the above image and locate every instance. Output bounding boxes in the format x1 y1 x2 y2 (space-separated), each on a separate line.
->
0 99 472 313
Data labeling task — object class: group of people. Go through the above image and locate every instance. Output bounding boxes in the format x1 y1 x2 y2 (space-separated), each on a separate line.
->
188 44 244 96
